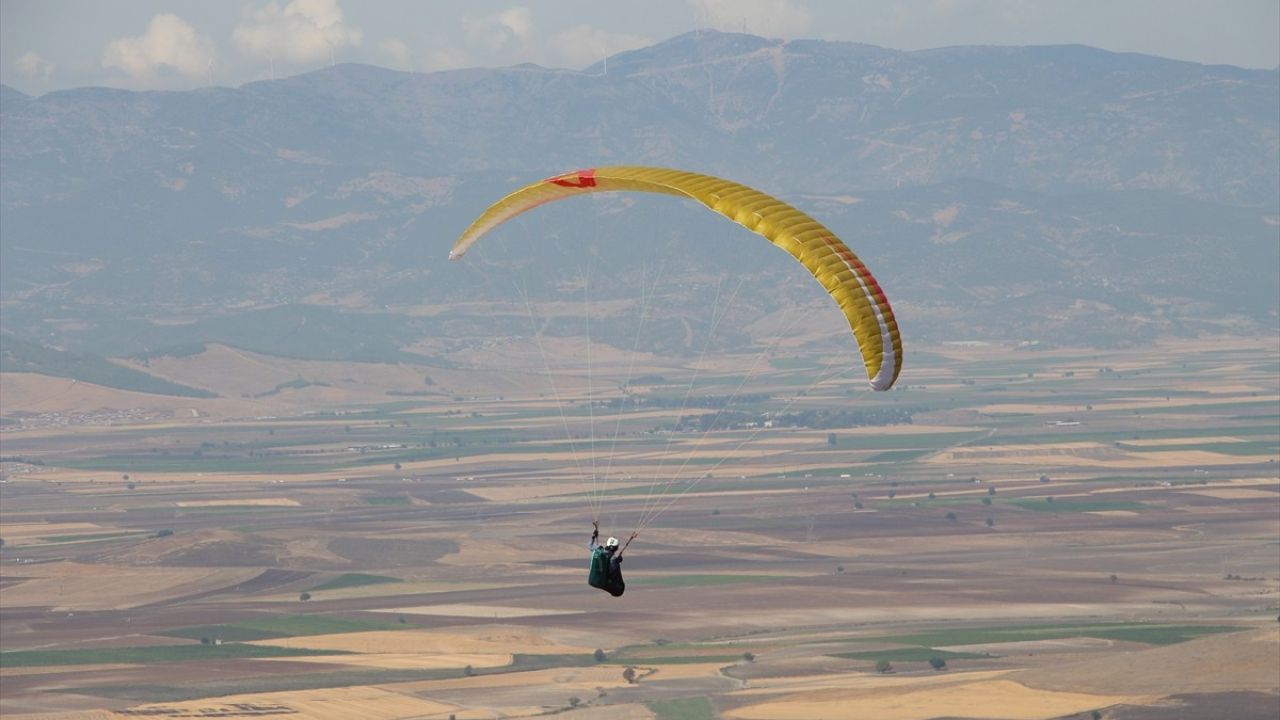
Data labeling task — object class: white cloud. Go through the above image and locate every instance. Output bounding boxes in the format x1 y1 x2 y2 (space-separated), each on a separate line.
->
232 0 363 65
101 14 216 81
379 38 411 69
465 7 534 52
15 51 56 81
421 46 471 72
549 25 651 68
454 8 648 70
689 0 812 37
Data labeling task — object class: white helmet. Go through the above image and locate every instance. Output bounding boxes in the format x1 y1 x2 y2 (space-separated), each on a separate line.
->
605 537 619 548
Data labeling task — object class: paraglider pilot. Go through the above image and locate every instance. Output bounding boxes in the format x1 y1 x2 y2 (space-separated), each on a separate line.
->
588 521 625 597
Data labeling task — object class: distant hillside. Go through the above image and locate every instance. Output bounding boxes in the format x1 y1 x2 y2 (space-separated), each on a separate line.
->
0 335 217 398
1 31 1276 375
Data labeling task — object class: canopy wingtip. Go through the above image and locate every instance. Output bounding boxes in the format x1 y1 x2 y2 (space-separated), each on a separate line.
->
869 377 895 392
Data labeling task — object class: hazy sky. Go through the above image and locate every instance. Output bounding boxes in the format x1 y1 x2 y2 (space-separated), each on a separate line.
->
3 0 1277 94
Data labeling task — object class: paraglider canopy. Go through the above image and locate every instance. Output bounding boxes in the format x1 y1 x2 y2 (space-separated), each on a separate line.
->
451 165 902 391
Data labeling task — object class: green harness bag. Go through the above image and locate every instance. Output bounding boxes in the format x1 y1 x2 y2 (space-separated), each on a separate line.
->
588 548 625 597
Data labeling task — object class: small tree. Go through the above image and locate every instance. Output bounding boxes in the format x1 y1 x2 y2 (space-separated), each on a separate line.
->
887 490 896 499
394 462 402 470
299 592 311 601
463 664 474 677
927 491 936 500
928 656 947 670
827 433 837 447
1109 574 1118 583
982 496 992 505
593 648 607 662
622 666 637 683
854 500 864 509
568 696 581 708
200 636 211 645
985 517 994 528
945 511 957 521
742 651 755 662
1090 711 1102 720
875 660 893 673
1046 496 1055 504
987 487 996 496
1039 474 1051 483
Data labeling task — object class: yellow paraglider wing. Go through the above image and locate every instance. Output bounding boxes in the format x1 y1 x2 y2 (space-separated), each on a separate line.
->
450 166 902 391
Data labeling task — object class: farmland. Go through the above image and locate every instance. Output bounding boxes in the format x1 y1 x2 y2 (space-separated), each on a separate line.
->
2 336 1277 719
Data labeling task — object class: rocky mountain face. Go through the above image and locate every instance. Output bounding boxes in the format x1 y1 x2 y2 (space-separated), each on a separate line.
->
1 31 1277 369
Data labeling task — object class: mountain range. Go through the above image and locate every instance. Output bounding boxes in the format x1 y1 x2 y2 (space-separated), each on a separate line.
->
1 31 1277 385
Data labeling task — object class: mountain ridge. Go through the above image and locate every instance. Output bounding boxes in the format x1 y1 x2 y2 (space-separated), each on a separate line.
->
1 31 1276 378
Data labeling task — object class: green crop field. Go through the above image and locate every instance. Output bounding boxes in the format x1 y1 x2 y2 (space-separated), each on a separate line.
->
67 667 463 704
160 614 403 641
974 424 1279 447
648 697 717 720
158 625 283 643
363 496 411 505
1007 499 1148 513
39 531 149 544
862 449 937 463
819 431 989 451
1118 441 1279 456
307 573 403 592
831 647 990 662
0 643 350 667
67 654 597 704
615 653 743 665
871 623 1245 648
